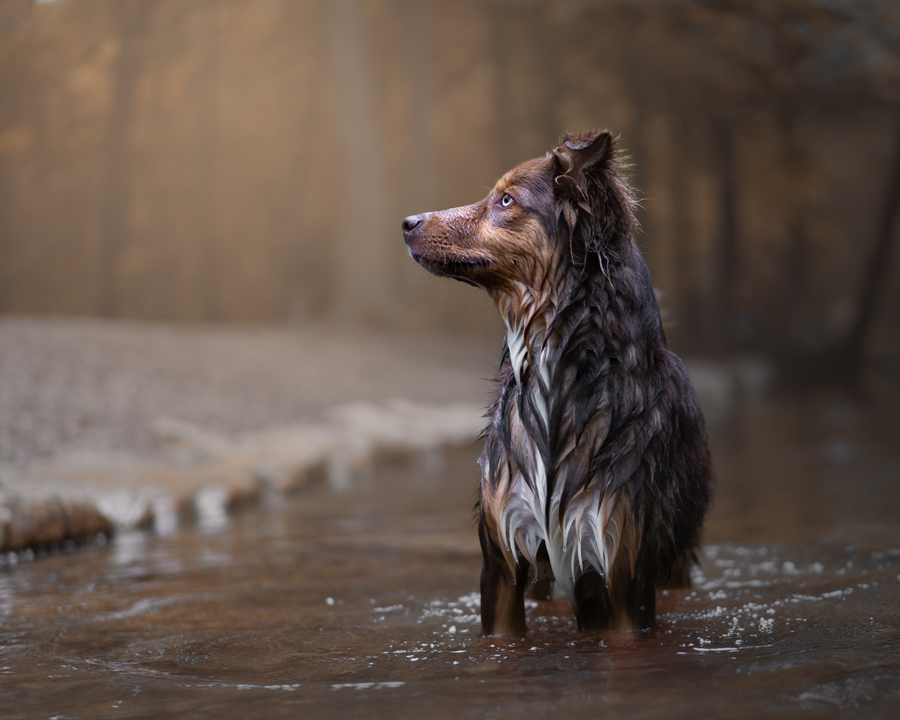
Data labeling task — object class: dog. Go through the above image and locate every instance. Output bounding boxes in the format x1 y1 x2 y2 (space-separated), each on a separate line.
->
402 130 712 637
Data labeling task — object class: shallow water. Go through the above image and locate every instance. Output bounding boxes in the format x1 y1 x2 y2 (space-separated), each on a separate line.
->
2 394 899 718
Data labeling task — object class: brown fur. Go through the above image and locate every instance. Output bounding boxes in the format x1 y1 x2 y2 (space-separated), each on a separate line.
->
403 130 712 638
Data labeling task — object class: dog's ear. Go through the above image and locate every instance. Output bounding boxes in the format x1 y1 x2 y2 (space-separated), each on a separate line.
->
551 130 614 196
551 130 614 232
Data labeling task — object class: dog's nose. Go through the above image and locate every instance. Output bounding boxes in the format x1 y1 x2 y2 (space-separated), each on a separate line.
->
402 215 423 241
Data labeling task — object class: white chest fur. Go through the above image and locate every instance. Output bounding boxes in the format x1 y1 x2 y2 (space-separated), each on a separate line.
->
493 319 624 600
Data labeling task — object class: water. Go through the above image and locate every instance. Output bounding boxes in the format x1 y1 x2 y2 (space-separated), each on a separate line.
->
1 394 899 718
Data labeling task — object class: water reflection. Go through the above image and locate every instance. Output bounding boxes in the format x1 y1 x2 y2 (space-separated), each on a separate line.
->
0 574 14 618
194 485 230 533
0 393 898 717
108 529 147 567
152 496 179 537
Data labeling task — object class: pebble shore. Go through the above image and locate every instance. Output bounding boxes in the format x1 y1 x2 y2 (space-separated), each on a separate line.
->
0 317 497 553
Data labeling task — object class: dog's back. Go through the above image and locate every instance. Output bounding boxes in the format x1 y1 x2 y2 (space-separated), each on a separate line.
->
404 130 712 636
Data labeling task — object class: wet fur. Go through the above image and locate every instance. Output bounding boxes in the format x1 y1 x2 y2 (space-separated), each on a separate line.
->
403 130 712 637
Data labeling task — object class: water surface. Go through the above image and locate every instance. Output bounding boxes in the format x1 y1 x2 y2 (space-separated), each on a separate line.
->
2 394 899 718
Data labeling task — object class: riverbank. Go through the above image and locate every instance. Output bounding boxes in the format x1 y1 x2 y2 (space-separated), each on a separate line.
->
0 317 498 554
0 316 771 555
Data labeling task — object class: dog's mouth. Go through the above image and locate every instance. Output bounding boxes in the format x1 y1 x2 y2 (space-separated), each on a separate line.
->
406 244 491 285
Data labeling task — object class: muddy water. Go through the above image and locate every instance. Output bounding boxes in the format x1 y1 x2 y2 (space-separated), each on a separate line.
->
2 394 899 718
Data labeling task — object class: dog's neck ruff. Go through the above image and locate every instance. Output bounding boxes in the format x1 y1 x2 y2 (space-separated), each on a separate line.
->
494 280 559 390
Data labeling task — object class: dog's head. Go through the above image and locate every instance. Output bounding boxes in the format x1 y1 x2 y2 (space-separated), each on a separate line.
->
402 130 635 295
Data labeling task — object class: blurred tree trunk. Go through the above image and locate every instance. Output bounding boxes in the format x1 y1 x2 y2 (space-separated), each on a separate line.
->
780 116 813 359
96 0 153 317
325 0 399 326
528 6 561 154
486 4 514 171
844 131 900 384
711 119 738 353
487 3 560 166
197 1 220 321
398 0 434 216
671 115 702 351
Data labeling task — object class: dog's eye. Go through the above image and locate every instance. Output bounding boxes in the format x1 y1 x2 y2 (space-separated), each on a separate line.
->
501 193 515 208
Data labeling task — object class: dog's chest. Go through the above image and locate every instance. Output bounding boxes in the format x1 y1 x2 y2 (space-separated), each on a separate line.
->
491 328 574 585
484 322 636 600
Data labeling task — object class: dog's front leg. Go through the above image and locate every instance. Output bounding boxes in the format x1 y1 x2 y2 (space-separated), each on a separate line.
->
655 549 694 590
573 559 658 633
478 517 528 639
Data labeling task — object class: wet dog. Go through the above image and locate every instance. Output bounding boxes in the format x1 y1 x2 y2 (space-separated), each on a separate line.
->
403 130 712 637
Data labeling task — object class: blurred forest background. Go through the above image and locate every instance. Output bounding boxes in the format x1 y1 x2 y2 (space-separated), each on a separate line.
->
1 0 899 388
